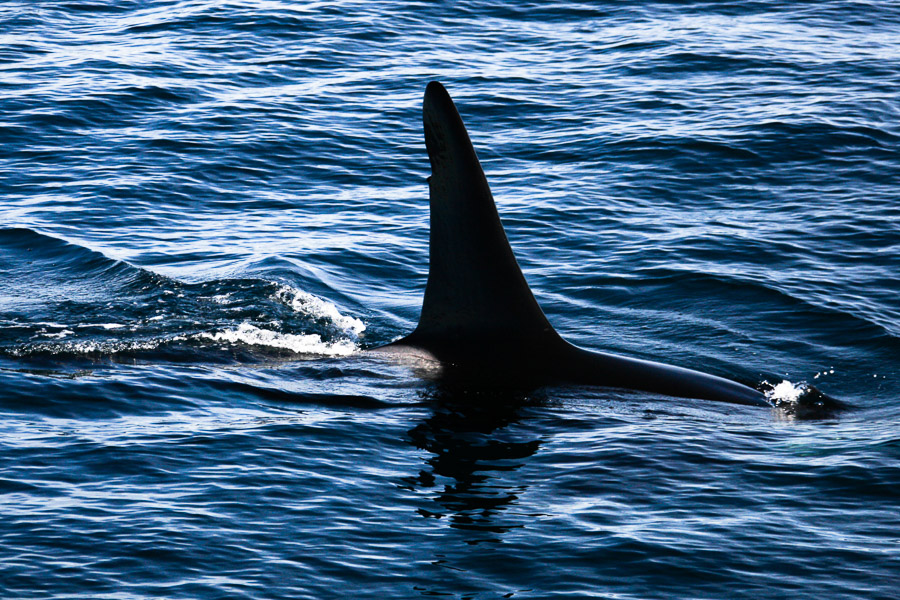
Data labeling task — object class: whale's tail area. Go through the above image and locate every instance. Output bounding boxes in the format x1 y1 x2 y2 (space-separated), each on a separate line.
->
397 81 563 356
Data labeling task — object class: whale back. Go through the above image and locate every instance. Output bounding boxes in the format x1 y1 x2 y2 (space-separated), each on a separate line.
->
385 82 771 408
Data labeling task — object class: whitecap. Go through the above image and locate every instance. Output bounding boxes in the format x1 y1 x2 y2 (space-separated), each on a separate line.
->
273 285 365 337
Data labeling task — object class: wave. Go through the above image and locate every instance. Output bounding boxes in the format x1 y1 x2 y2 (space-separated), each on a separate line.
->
0 228 365 362
576 266 900 347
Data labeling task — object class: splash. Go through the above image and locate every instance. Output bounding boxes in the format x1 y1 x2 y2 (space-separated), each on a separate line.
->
765 380 807 404
759 379 843 419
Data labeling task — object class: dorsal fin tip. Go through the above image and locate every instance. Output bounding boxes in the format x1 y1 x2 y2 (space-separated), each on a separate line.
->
403 82 559 353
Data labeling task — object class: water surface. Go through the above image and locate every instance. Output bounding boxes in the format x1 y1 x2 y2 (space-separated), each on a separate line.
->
1 1 898 598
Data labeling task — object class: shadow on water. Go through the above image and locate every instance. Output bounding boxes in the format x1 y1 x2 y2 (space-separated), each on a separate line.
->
402 382 547 543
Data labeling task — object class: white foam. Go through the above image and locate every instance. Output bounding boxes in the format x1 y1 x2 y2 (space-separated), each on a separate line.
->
33 322 69 329
75 323 126 329
9 336 182 357
42 330 74 339
7 285 364 360
200 322 357 356
274 285 365 337
764 380 807 404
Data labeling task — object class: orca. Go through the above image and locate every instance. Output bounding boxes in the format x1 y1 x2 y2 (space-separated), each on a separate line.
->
372 81 769 407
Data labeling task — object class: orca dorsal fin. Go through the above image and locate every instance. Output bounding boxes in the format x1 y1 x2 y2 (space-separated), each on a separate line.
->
402 82 560 351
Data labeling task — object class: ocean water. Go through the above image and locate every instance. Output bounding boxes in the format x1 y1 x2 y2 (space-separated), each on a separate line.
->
1 1 898 598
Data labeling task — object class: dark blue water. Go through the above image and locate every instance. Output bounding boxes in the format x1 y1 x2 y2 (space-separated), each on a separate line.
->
2 1 899 598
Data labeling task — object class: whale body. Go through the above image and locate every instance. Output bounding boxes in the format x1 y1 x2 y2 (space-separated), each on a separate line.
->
373 81 768 407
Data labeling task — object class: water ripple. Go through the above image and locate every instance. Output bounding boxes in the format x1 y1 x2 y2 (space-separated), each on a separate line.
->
1 1 899 598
